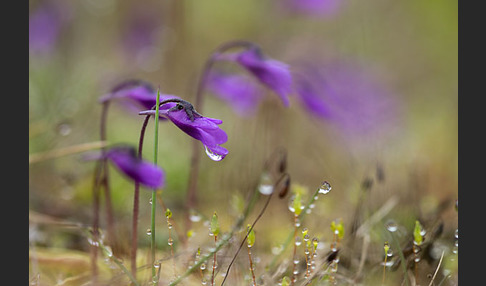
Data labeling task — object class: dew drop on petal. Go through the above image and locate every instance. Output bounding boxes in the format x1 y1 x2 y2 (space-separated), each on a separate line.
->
204 146 224 161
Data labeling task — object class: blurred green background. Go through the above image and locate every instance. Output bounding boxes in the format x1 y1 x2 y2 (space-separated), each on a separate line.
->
29 0 457 284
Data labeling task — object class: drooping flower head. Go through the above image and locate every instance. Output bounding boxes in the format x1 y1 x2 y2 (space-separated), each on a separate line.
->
99 80 179 117
140 99 229 161
87 145 165 189
206 71 264 117
294 61 399 137
232 46 293 107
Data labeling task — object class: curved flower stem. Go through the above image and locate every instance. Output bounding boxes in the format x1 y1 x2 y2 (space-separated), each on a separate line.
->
130 114 151 278
185 40 258 233
99 101 117 253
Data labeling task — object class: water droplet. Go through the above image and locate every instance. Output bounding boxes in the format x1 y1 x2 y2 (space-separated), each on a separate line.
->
200 263 206 270
149 198 152 205
146 228 152 236
293 259 300 265
258 184 274 195
385 220 398 232
318 181 332 194
204 146 224 161
304 234 310 242
168 238 174 246
295 236 302 246
57 123 72 136
258 172 274 195
190 213 201 222
387 250 393 257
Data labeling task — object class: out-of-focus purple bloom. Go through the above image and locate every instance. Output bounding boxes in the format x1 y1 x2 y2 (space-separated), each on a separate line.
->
282 0 343 17
294 61 399 137
99 80 179 117
225 47 292 107
206 71 264 117
95 145 164 189
121 6 162 55
141 100 229 161
29 3 63 54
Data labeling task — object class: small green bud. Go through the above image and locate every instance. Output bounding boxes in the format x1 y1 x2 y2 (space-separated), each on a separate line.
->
210 212 220 236
337 221 344 240
293 192 303 216
414 220 423 245
247 224 255 247
384 241 390 254
281 276 291 286
187 229 194 238
165 208 172 219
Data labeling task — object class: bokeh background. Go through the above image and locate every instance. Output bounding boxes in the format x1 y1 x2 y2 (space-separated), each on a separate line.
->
29 0 457 285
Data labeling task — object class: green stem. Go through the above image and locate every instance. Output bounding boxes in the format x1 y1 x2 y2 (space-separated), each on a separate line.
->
151 89 161 283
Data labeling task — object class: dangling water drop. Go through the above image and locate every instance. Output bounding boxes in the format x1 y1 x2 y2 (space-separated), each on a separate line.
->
385 220 398 232
146 228 152 236
204 146 223 161
318 181 332 194
258 172 274 195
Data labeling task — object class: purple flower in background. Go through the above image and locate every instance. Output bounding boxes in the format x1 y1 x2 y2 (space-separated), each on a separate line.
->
92 145 165 189
282 0 343 17
206 71 264 117
222 47 292 107
294 61 399 137
29 3 62 54
121 6 162 56
141 99 228 161
99 80 179 117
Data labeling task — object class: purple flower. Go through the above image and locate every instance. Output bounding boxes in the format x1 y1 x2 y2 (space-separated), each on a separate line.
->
29 3 63 54
94 145 164 189
99 80 179 117
282 0 343 17
206 71 264 117
294 61 399 137
226 47 293 107
141 99 229 161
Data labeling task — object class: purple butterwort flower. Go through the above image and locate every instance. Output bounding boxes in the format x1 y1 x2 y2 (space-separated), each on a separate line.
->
140 99 229 161
99 80 179 117
282 0 343 17
29 2 65 54
89 145 164 189
221 47 292 107
206 71 264 117
294 61 399 137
